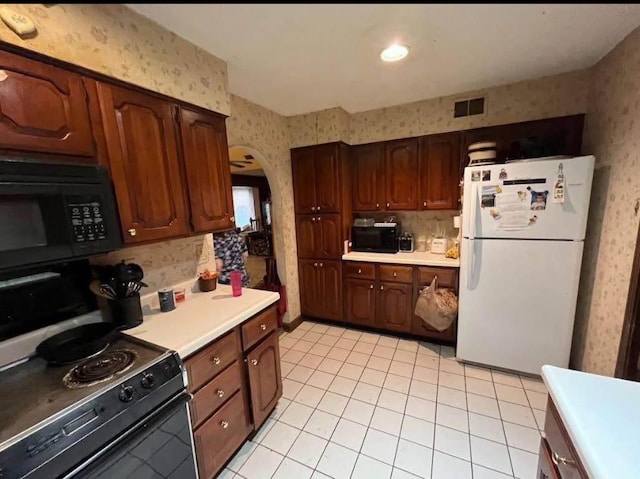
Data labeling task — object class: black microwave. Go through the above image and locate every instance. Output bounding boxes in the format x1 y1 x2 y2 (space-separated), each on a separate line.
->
351 225 399 254
0 159 121 272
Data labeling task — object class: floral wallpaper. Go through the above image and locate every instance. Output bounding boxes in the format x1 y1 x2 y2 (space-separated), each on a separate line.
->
226 95 300 322
571 26 640 376
288 107 351 148
0 4 230 115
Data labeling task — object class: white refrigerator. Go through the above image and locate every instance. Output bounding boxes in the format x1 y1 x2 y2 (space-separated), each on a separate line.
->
457 156 595 375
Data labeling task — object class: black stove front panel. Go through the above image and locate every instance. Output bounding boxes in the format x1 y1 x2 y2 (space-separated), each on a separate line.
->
0 353 183 479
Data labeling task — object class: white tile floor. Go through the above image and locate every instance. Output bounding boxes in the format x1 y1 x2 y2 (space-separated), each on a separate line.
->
221 321 547 479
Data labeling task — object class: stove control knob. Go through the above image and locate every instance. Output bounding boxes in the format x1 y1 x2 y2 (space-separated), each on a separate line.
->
141 373 156 389
119 385 136 402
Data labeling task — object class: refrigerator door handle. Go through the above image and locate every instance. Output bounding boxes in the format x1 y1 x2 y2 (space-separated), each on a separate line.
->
469 182 478 240
467 238 475 289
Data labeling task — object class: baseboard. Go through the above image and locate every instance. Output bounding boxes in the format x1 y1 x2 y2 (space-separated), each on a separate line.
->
282 315 303 332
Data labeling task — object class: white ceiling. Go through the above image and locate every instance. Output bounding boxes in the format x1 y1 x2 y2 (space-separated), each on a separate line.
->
129 4 640 116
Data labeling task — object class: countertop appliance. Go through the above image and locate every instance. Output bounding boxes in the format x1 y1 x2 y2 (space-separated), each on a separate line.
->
457 156 595 375
0 158 121 272
351 222 399 254
0 333 196 479
398 232 414 253
430 237 447 255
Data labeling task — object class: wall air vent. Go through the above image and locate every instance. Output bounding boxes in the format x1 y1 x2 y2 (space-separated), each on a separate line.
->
453 97 485 118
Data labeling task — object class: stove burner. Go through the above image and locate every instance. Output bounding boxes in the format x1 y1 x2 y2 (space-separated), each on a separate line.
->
64 350 137 389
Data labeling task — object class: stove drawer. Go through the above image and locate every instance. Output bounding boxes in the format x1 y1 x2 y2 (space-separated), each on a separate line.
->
185 329 240 392
242 306 278 351
194 390 251 479
190 360 242 428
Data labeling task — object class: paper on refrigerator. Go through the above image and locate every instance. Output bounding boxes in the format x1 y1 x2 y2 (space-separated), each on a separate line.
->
491 188 532 230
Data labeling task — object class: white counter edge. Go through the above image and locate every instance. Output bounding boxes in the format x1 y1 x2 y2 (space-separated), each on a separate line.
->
342 252 459 268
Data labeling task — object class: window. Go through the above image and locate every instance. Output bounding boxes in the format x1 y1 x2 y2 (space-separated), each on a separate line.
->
232 186 257 230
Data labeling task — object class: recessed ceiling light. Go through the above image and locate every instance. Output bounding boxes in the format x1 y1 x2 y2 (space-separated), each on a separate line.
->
380 44 409 62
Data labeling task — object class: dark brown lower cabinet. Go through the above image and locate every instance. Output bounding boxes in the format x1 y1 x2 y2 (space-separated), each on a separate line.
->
538 438 561 479
299 260 343 321
345 278 376 326
246 332 282 429
376 282 412 333
185 306 282 479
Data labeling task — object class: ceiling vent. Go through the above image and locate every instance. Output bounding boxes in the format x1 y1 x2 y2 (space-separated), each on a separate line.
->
454 97 485 118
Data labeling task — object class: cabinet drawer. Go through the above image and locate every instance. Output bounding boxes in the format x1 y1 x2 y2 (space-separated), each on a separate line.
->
185 329 240 392
190 361 242 429
417 267 458 289
544 400 588 478
538 437 561 479
378 264 413 283
194 390 251 479
344 262 376 280
242 306 278 351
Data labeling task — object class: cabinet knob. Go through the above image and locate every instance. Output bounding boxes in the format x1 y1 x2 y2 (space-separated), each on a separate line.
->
220 420 229 429
216 389 225 398
551 451 576 468
386 202 390 208
376 203 380 209
370 284 374 289
393 272 397 277
260 324 267 331
250 359 259 366
380 285 384 290
311 206 316 211
316 216 321 221
319 262 323 267
212 357 221 365
127 228 137 237
317 206 321 211
312 217 316 222
358 269 362 274
423 201 427 207
314 262 318 267
230 216 235 222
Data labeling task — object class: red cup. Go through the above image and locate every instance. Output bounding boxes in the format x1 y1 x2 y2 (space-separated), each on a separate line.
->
230 271 243 297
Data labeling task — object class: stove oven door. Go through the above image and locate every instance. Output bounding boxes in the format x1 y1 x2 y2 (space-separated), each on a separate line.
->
65 392 197 479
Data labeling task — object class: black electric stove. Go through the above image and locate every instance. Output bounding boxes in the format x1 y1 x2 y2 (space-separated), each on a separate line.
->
0 335 196 479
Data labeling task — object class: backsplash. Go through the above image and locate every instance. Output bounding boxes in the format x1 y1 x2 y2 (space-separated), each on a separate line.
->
90 235 216 292
353 211 459 240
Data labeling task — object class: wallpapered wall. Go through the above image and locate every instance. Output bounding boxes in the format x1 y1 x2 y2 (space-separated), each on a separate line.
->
571 26 640 376
288 70 590 147
0 4 229 294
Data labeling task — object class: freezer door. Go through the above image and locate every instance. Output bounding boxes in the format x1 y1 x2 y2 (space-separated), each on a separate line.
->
457 238 584 375
462 156 594 240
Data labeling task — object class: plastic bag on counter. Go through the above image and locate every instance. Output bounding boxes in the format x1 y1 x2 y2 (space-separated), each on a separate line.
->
414 276 458 332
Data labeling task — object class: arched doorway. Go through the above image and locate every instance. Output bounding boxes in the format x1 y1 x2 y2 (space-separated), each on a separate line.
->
227 146 287 295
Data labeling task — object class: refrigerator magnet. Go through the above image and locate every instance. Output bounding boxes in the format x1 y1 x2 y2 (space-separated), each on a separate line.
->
530 190 549 210
499 168 507 180
553 163 565 203
471 171 481 181
482 170 491 181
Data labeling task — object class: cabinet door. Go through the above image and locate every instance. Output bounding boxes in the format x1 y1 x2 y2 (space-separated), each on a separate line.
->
295 215 317 259
420 133 461 210
180 108 234 232
385 138 419 210
299 259 319 317
292 147 317 214
317 260 343 321
377 282 412 333
315 143 341 213
345 278 376 326
352 143 384 211
316 214 343 259
0 49 94 157
97 83 189 243
246 332 282 429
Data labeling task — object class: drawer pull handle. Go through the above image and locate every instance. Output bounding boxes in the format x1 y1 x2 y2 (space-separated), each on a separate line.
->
380 285 384 290
551 451 576 468
216 389 225 398
220 420 229 429
127 228 137 237
251 359 259 366
393 272 397 277
376 203 380 209
386 202 390 208
212 357 221 365
423 201 427 207
260 324 267 331
358 269 362 274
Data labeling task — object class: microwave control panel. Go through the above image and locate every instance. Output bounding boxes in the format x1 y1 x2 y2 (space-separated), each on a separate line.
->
68 197 108 243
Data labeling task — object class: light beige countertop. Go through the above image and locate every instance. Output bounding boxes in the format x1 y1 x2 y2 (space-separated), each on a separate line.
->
124 284 279 358
342 251 460 267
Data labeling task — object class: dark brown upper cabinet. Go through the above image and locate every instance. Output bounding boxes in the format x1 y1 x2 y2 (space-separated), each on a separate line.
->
419 133 461 210
179 108 235 232
0 49 95 159
295 214 342 260
292 143 345 214
97 82 189 244
384 138 419 210
351 142 384 212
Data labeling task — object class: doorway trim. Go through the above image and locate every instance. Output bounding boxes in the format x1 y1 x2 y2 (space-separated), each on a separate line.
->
615 219 640 379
